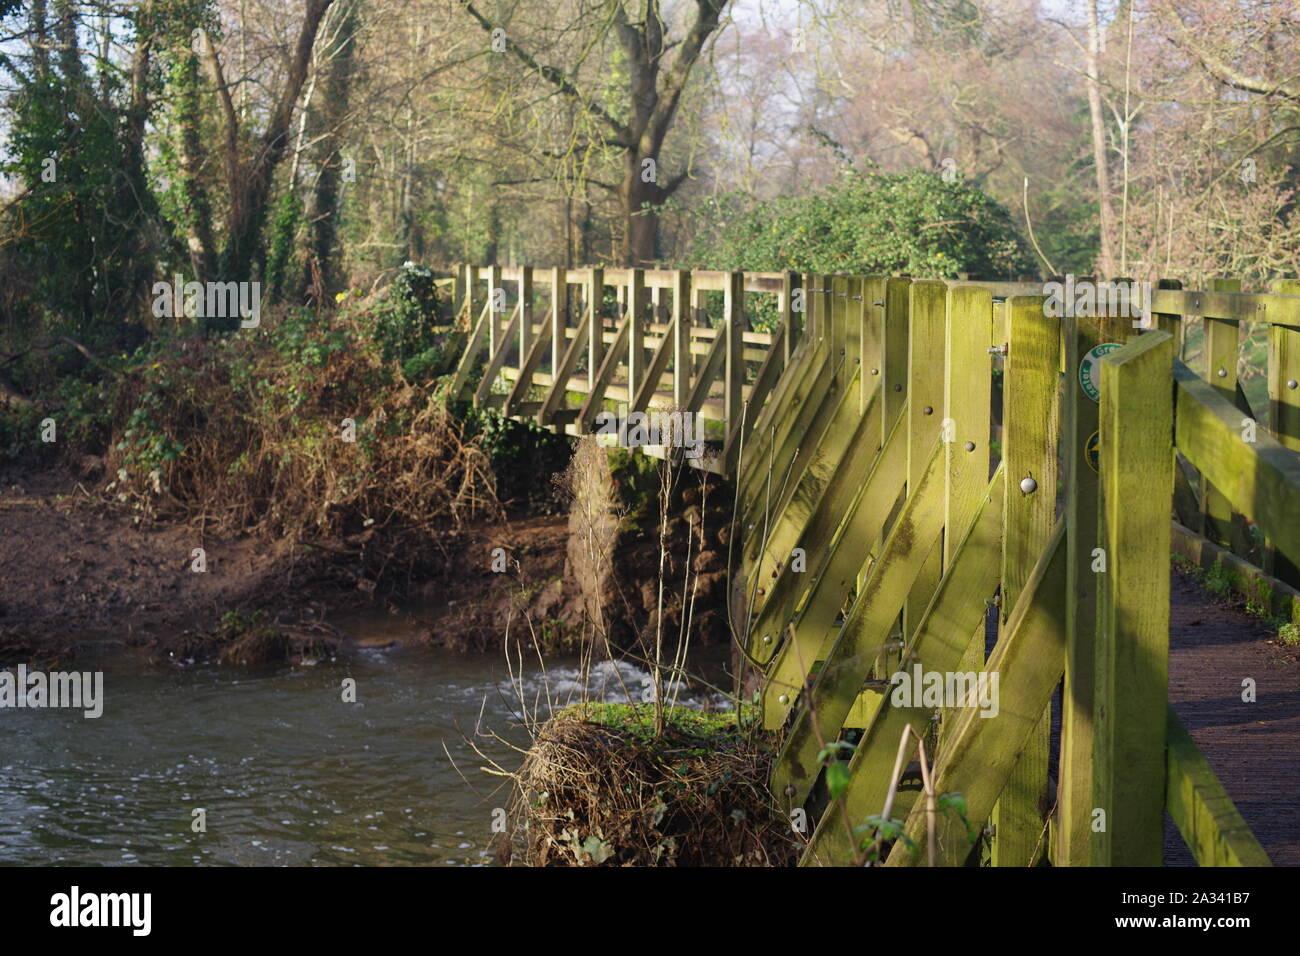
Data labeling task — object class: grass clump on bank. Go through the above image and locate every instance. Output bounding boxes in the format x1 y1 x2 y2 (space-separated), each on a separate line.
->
503 702 798 867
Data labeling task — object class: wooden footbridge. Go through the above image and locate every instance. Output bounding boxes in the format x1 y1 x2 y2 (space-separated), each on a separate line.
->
443 264 1300 867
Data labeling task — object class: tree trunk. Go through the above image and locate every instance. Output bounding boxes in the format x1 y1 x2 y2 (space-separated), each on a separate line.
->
1086 0 1116 276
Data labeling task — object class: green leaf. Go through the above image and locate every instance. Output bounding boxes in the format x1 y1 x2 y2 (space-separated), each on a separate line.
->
826 761 851 800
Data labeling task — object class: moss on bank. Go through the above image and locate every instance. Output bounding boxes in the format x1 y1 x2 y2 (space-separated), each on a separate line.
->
503 702 797 866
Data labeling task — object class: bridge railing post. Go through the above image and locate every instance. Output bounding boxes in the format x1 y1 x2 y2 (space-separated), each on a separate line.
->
1092 329 1176 866
673 270 691 408
723 271 745 464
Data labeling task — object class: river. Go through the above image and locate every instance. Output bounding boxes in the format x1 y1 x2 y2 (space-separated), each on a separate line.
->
0 616 729 866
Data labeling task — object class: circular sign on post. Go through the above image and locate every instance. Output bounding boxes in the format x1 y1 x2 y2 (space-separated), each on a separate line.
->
1078 343 1123 402
1085 430 1100 473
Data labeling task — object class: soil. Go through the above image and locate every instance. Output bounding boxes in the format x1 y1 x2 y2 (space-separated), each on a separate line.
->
0 463 579 667
0 457 737 671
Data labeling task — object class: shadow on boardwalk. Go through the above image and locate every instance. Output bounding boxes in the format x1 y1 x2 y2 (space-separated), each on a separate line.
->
1163 569 1300 866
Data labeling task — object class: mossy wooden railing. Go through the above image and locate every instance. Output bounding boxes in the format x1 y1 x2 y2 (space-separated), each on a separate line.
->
442 264 799 475
448 264 1300 867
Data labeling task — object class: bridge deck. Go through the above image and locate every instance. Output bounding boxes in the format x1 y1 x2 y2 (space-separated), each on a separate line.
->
1163 571 1300 865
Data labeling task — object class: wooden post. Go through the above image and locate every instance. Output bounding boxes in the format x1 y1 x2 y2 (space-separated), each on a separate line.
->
451 262 464 321
550 268 567 379
1093 330 1176 866
723 271 745 454
990 295 1058 867
902 281 947 673
587 267 604 388
782 271 801 364
486 264 503 358
518 266 533 375
1056 312 1101 867
463 264 479 330
673 270 691 408
628 268 646 409
1267 279 1300 586
1200 279 1240 546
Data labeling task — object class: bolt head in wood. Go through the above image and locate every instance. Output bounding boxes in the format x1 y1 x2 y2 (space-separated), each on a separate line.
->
1020 476 1038 494
923 406 933 415
893 384 902 392
1289 379 1299 390
870 368 880 375
762 634 772 644
1217 368 1227 377
778 694 789 705
964 441 976 451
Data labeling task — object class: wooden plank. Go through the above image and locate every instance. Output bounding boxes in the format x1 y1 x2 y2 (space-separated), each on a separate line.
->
756 402 907 694
723 271 746 466
739 342 838 525
902 281 948 673
1174 361 1300 568
630 315 679 414
1056 313 1099 867
944 287 995 558
673 270 691 408
770 439 946 805
1093 330 1176 866
462 264 478 327
886 524 1068 867
725 324 786 474
550 267 568 381
586 267 604 389
1149 287 1300 328
504 312 552 416
802 468 1006 866
989 295 1059 866
684 323 727 416
538 309 590 427
1199 279 1241 546
737 328 827 498
473 301 522 407
746 375 875 656
577 312 632 430
1165 707 1272 866
782 271 800 364
1267 279 1300 586
449 298 491 399
486 264 503 358
518 266 534 374
627 268 646 406
882 278 911 439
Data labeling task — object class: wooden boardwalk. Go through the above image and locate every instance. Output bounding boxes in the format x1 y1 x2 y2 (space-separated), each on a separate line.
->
1165 571 1300 866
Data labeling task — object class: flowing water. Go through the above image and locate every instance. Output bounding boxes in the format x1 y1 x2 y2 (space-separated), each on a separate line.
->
0 614 729 867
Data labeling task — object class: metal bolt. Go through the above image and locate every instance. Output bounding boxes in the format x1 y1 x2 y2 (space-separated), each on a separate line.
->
784 784 797 797
873 300 885 307
1217 368 1227 378
757 587 766 597
988 345 1006 355
778 694 789 705
1020 476 1038 494
923 405 934 415
893 384 902 392
762 634 772 645
1289 380 1299 390
870 367 880 376
964 441 976 452
839 348 845 356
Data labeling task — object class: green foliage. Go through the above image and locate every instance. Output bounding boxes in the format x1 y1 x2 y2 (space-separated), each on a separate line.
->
686 168 1035 282
265 189 305 303
457 403 572 511
364 263 448 366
